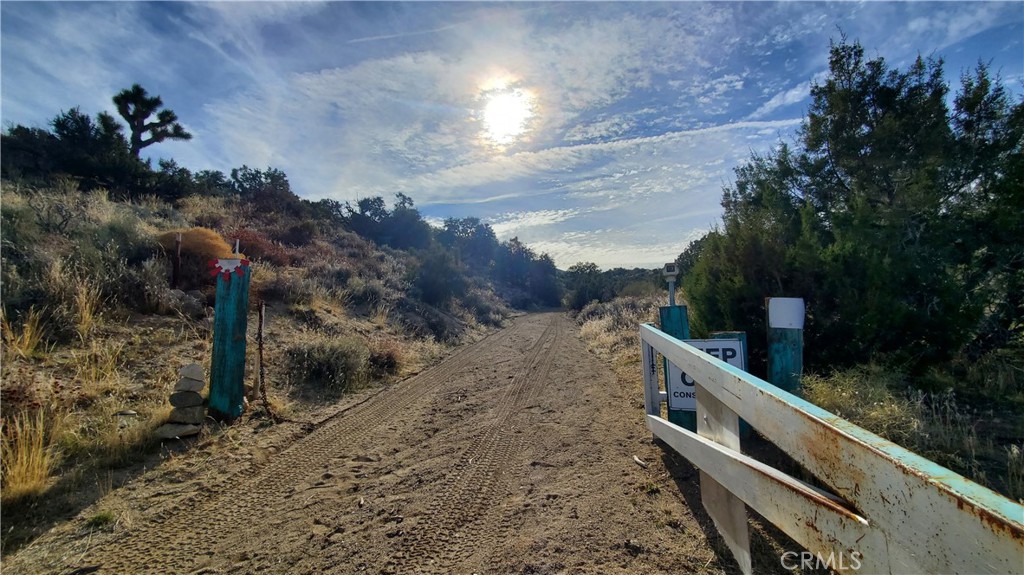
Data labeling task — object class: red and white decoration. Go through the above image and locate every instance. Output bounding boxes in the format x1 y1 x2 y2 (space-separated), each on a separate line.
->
208 258 250 281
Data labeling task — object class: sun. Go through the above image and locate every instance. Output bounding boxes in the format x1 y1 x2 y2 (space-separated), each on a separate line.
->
482 87 535 145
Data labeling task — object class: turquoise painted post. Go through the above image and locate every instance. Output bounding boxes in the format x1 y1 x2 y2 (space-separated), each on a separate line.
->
209 257 251 420
660 305 694 431
766 298 804 396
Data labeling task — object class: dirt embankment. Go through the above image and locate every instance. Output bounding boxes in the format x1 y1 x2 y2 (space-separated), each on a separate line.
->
6 313 795 574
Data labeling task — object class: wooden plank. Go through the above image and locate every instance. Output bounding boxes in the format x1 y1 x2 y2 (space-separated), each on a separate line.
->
696 382 751 574
642 325 1024 574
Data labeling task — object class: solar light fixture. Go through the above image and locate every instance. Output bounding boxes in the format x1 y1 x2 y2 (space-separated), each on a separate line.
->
663 263 679 305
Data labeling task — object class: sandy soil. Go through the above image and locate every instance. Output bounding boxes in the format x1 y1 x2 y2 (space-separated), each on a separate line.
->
4 313 793 574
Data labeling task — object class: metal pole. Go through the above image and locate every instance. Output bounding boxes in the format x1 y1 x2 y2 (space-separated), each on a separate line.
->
668 279 676 306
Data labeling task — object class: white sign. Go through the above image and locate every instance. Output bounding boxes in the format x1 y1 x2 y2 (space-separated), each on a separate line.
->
768 298 805 329
667 339 745 411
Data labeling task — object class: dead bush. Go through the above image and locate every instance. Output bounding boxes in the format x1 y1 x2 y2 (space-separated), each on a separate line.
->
368 337 405 378
225 228 290 267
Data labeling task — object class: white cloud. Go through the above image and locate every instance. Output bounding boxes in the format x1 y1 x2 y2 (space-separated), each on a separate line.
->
373 119 801 204
564 115 636 143
530 226 710 270
488 209 580 239
0 3 158 123
748 70 831 120
3 1 1020 269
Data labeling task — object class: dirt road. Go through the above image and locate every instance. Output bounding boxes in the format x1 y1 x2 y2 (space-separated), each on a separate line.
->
6 313 748 574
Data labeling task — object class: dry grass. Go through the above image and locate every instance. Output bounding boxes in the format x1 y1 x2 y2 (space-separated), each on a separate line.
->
368 335 406 378
371 302 392 328
92 405 169 466
72 277 103 342
964 348 1024 399
72 340 126 398
802 367 921 446
802 367 1021 494
156 227 235 258
1007 445 1024 503
265 385 297 420
576 296 661 358
573 296 662 392
579 316 618 350
175 195 231 225
2 307 49 360
1 410 57 505
399 337 445 375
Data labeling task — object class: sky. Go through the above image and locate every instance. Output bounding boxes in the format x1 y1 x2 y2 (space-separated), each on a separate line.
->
2 1 1022 269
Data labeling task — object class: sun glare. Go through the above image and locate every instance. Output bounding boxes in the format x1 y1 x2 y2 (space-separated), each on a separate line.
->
482 87 535 146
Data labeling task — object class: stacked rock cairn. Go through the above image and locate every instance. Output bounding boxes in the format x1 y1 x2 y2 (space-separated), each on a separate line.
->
155 363 207 439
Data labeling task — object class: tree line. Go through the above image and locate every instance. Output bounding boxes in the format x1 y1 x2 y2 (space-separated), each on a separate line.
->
679 39 1022 377
1 85 562 310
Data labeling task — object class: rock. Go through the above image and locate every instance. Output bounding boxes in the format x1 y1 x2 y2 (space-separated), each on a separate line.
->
168 405 206 425
113 410 138 418
624 539 645 557
176 296 206 320
155 423 201 439
179 363 204 381
170 391 204 408
174 377 205 392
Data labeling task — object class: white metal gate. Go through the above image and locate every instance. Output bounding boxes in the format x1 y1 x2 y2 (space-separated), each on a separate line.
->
640 323 1024 574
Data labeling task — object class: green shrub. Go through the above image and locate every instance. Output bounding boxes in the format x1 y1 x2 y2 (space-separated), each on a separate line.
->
345 276 387 307
91 216 157 267
85 510 115 529
273 271 329 305
460 288 508 327
286 338 369 392
278 220 318 247
307 261 353 292
414 248 466 307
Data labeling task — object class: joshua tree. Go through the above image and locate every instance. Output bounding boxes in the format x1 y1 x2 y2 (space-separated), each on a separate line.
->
112 84 192 157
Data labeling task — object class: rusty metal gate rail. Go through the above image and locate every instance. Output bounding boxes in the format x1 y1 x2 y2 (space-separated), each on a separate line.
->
640 323 1024 574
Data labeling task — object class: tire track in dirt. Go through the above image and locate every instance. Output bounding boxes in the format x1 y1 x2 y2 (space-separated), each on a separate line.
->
383 313 564 574
79 319 531 575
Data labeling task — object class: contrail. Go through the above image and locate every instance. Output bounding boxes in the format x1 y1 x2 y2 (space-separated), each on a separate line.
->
347 23 460 44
